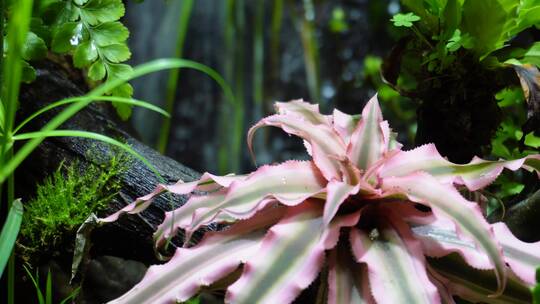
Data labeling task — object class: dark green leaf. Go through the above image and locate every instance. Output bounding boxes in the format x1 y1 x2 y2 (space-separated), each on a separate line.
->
88 60 106 80
30 18 52 46
100 43 131 63
73 41 98 68
21 60 37 83
43 1 79 25
91 21 129 46
51 22 86 53
22 32 47 60
80 0 125 25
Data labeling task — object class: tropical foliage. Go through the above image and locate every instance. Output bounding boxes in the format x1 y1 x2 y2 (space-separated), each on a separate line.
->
101 95 540 303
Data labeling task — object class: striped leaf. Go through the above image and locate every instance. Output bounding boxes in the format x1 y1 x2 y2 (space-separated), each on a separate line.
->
350 215 440 304
323 180 359 226
248 114 346 180
347 95 390 170
327 242 375 304
382 172 507 295
185 161 326 237
99 173 246 223
226 200 361 304
379 144 540 191
411 218 493 270
108 207 286 304
492 222 540 285
274 99 330 125
332 109 360 145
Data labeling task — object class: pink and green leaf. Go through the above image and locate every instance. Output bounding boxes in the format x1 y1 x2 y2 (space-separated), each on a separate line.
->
379 144 540 190
274 99 330 125
382 172 507 295
226 200 361 304
327 242 375 304
332 109 360 145
350 214 441 304
323 180 359 226
99 173 246 223
347 95 390 170
492 222 540 285
108 207 286 304
248 114 346 180
185 161 326 237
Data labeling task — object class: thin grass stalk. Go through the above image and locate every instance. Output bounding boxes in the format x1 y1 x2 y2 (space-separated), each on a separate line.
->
300 0 320 102
269 0 283 90
251 0 265 162
288 0 320 102
218 0 244 174
156 0 194 154
0 0 33 303
232 0 245 173
218 0 236 174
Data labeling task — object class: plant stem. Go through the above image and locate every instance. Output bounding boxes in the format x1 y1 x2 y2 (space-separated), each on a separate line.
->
156 0 194 154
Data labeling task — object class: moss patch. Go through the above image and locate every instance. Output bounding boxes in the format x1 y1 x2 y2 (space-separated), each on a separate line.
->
18 153 128 261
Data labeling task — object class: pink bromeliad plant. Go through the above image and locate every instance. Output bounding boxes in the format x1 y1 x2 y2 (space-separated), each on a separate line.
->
101 95 540 303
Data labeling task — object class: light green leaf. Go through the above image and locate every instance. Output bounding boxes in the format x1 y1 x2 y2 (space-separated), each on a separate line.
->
100 44 131 63
88 60 106 80
107 63 132 79
80 0 125 25
22 32 47 61
495 87 524 107
73 41 98 68
461 0 515 58
0 200 23 277
91 21 129 46
110 83 134 119
391 12 421 27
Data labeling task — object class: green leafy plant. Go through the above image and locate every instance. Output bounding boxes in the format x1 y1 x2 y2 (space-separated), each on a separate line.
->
382 0 540 163
23 265 80 304
101 95 540 303
18 156 126 260
28 0 135 119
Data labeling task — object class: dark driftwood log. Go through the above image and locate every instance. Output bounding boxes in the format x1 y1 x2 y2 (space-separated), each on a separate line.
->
17 60 202 264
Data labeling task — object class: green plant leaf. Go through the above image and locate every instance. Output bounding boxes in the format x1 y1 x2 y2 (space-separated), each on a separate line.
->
46 270 52 304
91 21 129 46
390 12 421 27
79 0 125 25
51 22 85 52
461 0 516 59
0 200 23 277
21 60 37 83
100 43 131 63
88 60 106 80
22 32 47 60
24 265 45 304
73 41 98 68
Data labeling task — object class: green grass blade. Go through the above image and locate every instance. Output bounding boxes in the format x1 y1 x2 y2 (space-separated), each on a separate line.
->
23 265 45 304
59 287 80 304
0 59 235 183
12 130 161 178
14 96 170 134
0 199 23 277
45 270 52 304
157 0 194 153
